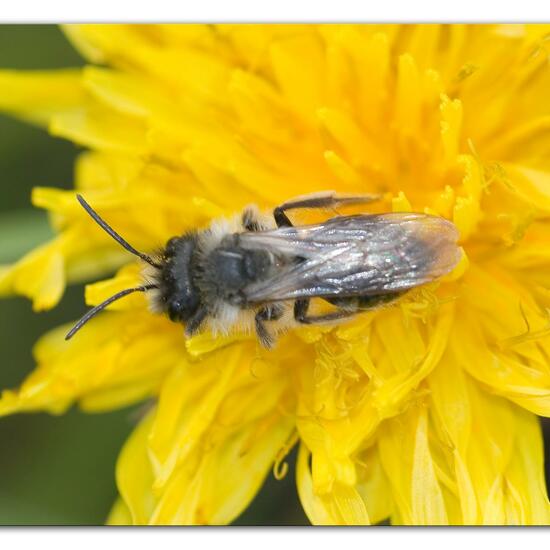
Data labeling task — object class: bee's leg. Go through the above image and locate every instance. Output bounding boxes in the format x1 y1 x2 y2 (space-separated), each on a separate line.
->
255 304 284 348
242 205 266 232
355 292 404 309
184 306 208 338
293 298 357 324
273 191 381 228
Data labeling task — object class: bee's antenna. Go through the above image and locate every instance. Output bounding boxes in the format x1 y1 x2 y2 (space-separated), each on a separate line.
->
76 194 162 269
65 284 158 341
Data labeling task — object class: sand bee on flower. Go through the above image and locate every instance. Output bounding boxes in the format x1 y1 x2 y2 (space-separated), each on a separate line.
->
66 192 461 348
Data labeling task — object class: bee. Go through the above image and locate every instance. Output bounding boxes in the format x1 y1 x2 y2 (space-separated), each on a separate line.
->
66 192 461 348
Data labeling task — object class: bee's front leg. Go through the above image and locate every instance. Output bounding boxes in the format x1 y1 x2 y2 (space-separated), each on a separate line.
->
184 306 208 337
254 304 284 348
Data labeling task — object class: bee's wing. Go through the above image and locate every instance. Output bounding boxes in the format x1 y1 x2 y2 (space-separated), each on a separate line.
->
238 213 461 303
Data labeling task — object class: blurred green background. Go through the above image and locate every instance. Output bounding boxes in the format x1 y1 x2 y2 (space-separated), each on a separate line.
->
0 25 307 526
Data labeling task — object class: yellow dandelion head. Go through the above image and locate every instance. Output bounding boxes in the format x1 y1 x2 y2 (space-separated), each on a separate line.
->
1 24 550 525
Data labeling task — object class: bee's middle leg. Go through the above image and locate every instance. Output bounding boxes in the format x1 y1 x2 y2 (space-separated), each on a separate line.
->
293 298 357 324
255 304 284 348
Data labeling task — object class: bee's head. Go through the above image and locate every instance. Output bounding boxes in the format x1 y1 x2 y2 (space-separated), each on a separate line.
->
156 235 201 322
66 195 208 340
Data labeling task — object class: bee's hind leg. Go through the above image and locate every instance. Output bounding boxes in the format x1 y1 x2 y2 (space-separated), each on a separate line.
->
255 304 284 348
273 191 381 228
293 299 357 325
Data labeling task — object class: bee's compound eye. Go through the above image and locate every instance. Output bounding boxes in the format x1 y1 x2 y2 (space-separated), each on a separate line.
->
166 290 200 322
167 299 183 321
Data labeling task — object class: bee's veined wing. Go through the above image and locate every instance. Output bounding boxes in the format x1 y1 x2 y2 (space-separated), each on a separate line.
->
238 213 461 303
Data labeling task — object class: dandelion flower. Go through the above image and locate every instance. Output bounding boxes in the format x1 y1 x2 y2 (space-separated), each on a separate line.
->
1 24 550 525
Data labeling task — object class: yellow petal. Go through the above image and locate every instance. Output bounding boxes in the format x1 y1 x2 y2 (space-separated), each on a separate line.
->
0 69 85 126
372 303 454 418
106 498 132 526
116 410 157 524
453 451 479 525
0 310 182 416
50 105 147 154
395 54 422 133
440 94 463 166
0 238 66 311
504 407 550 524
296 444 370 525
411 409 448 525
149 410 294 525
296 444 335 525
270 33 325 124
85 263 144 310
355 445 392 524
148 348 241 490
503 163 550 213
